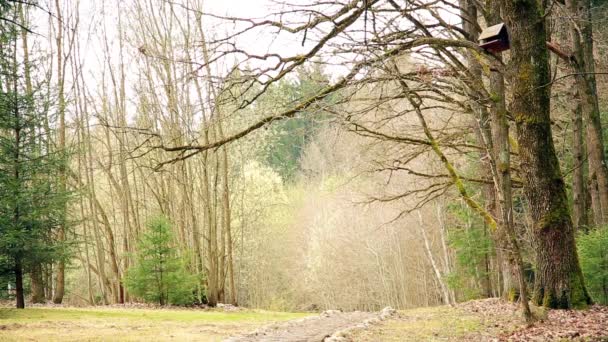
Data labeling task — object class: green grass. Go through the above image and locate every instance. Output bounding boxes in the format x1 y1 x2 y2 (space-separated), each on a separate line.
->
0 306 311 342
351 306 500 341
0 307 307 322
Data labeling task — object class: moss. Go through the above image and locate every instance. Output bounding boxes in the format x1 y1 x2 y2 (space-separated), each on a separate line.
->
497 150 510 172
568 271 592 309
537 204 570 232
514 113 548 125
533 271 591 309
517 62 533 84
489 92 501 103
507 287 520 302
508 136 519 153
532 287 544 306
542 291 559 308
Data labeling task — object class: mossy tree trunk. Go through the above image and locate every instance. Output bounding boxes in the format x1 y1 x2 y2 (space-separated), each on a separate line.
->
460 0 496 299
501 0 591 309
30 264 46 304
570 90 588 231
460 0 525 304
482 0 528 307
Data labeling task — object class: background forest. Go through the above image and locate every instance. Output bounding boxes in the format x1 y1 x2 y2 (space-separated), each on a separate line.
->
0 0 607 318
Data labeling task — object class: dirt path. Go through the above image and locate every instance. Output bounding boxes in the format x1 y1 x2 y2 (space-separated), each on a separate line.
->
225 308 396 342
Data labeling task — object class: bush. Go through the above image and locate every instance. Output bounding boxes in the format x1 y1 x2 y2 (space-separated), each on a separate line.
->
125 216 198 305
577 226 608 305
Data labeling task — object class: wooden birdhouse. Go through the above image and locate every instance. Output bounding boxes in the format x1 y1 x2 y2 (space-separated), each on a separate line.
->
478 23 509 53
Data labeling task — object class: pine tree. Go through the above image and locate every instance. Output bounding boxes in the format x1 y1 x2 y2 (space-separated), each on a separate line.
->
125 216 197 305
0 2 68 308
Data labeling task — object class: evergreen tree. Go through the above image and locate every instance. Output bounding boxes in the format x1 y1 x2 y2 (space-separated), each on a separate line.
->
260 64 335 181
125 216 197 305
446 202 495 300
0 2 68 308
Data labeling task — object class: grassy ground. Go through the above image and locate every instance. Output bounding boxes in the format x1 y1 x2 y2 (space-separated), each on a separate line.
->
6 300 602 341
0 306 310 341
350 305 516 341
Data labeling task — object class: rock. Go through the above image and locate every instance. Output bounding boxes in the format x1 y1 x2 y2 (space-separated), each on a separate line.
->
322 310 342 317
379 306 397 320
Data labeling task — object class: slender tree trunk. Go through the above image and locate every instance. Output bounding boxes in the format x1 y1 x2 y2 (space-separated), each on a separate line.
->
82 84 109 304
565 0 608 225
461 0 522 302
501 0 591 308
488 63 532 319
417 211 453 305
571 90 588 230
52 0 66 304
198 20 236 305
436 202 455 304
15 257 25 309
461 0 495 299
193 13 219 306
45 264 53 300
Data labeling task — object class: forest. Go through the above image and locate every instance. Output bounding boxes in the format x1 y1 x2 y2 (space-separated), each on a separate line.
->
0 0 607 340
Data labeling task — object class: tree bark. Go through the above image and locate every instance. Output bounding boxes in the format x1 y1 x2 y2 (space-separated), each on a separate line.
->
462 0 522 302
30 264 46 304
460 0 495 299
417 211 453 305
571 90 588 230
15 257 25 309
501 0 591 308
565 0 608 226
45 264 53 301
52 0 66 305
488 59 533 319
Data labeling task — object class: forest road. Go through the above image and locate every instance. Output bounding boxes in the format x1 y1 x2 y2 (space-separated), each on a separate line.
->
224 308 395 342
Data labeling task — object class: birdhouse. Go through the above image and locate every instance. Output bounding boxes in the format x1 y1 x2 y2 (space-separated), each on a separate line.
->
478 23 509 53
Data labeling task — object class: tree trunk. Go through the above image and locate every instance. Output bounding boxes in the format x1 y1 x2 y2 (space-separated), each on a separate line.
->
18 3 45 306
488 63 532 319
52 0 66 305
417 211 453 305
436 202 456 304
461 0 498 299
30 264 46 304
45 264 53 300
501 0 591 308
53 233 65 304
218 108 236 306
571 90 588 230
15 257 25 309
566 0 608 226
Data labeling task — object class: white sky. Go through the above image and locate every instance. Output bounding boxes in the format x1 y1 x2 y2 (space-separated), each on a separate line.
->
22 0 462 130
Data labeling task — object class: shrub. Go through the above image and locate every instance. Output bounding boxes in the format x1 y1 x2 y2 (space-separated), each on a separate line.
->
577 226 608 305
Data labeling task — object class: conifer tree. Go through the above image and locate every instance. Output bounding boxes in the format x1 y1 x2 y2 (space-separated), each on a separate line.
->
0 1 68 308
125 216 197 305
